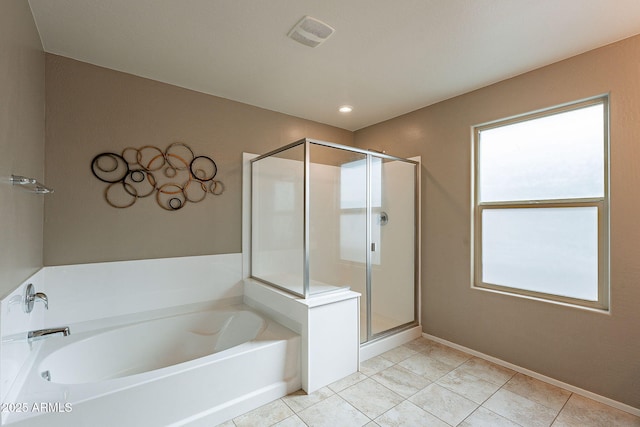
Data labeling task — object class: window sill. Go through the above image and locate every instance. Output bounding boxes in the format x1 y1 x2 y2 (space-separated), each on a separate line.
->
470 284 611 315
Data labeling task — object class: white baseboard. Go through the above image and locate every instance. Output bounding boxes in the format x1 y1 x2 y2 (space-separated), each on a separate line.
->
422 333 640 417
360 326 422 362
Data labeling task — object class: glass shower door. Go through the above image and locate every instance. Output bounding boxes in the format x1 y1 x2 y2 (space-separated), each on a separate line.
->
368 156 417 338
251 138 417 343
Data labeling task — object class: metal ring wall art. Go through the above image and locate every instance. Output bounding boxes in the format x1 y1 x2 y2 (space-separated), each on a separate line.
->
91 143 224 211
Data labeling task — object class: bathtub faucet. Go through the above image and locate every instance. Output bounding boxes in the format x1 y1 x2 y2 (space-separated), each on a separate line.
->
27 327 71 342
23 283 48 313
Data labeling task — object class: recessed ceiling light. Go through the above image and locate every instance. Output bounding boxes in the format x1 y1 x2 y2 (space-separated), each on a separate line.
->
339 105 353 113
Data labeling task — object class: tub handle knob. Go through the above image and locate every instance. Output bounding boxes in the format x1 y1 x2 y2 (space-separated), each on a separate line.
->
34 292 48 310
24 283 48 313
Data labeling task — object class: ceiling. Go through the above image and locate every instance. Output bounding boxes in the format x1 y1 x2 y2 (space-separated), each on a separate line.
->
28 0 640 131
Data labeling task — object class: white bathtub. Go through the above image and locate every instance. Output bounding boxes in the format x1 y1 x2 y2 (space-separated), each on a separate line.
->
5 304 300 426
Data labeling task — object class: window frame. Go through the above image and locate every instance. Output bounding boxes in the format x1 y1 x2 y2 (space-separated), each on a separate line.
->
472 95 610 310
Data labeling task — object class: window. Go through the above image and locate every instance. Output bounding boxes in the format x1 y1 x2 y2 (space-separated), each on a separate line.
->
472 96 609 309
340 157 382 209
339 158 381 264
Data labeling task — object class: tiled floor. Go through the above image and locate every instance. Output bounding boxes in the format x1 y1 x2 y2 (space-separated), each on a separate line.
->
218 337 640 427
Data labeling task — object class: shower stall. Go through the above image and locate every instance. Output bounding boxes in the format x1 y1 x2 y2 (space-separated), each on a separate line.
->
251 138 419 344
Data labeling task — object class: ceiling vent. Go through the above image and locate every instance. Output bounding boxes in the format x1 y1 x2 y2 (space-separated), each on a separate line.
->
288 16 335 48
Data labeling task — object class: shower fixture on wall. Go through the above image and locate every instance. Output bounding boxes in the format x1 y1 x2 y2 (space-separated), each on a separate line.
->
379 211 389 226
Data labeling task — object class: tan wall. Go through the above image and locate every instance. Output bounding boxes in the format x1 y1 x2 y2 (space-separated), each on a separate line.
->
354 35 640 408
38 22 640 407
0 1 45 298
44 55 353 265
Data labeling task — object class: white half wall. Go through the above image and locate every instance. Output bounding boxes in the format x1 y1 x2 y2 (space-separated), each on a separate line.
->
41 253 243 326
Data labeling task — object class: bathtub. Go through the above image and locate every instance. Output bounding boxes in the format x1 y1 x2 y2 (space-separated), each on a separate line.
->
4 304 300 426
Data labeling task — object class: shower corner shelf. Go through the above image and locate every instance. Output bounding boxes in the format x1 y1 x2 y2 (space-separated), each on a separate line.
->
10 175 54 194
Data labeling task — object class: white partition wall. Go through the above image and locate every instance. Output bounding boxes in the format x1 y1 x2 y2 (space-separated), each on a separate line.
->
251 146 305 296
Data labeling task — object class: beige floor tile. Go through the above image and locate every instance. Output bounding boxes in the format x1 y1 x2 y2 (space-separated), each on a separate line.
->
423 343 472 367
339 378 404 419
503 373 571 411
328 371 368 393
360 355 395 376
379 345 418 363
459 406 520 427
437 369 501 404
274 414 308 427
483 389 558 427
454 358 515 386
551 415 586 427
555 394 640 427
233 399 294 427
282 387 335 412
297 394 370 427
225 342 638 427
402 337 435 353
372 365 432 398
398 352 458 381
375 400 450 427
409 383 478 426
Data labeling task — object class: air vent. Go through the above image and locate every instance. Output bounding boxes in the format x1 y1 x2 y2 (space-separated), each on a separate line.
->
288 16 335 48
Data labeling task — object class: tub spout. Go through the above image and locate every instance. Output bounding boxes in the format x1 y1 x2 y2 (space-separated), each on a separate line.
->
27 327 70 342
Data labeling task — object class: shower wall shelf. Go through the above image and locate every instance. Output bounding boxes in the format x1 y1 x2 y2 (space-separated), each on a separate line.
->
10 175 54 194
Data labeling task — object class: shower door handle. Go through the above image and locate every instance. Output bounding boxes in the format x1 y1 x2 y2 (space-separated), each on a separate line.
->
371 243 377 252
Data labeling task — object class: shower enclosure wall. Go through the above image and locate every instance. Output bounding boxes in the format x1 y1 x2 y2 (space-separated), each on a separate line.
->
251 138 418 343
